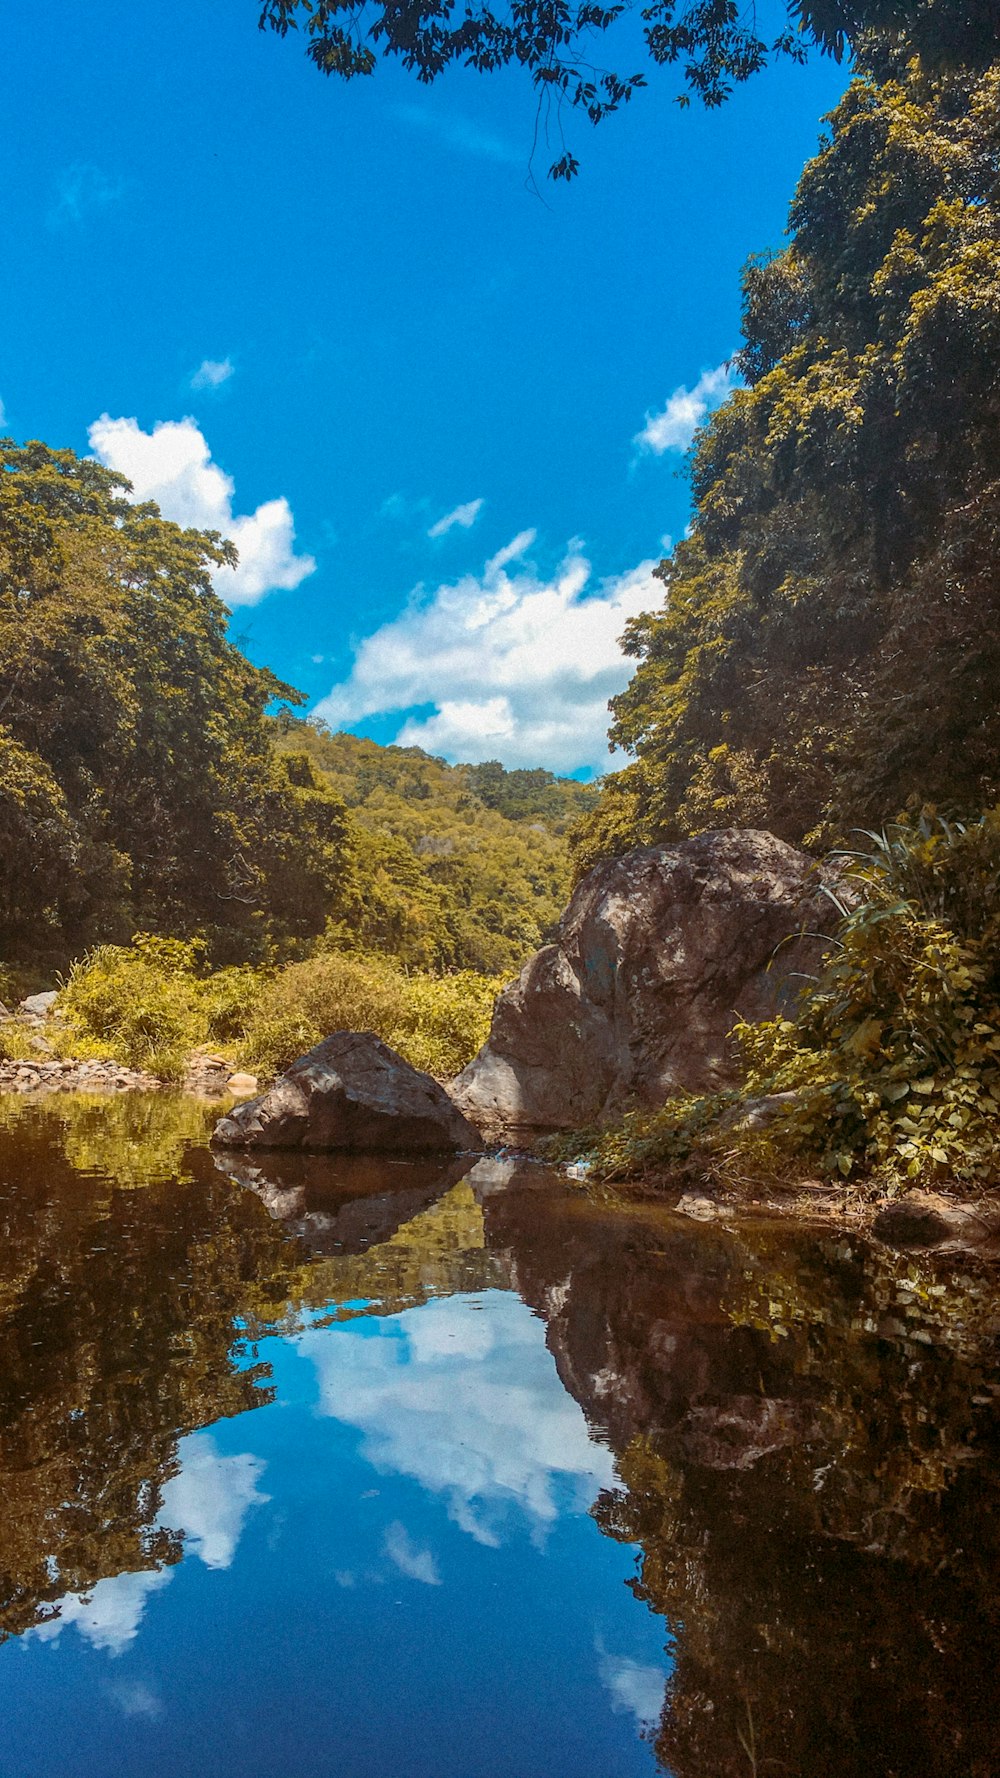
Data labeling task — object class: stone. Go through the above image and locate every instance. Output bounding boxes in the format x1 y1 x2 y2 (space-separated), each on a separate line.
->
226 1072 258 1096
451 828 838 1141
676 1193 721 1221
211 1030 480 1153
872 1191 1000 1252
19 990 58 1017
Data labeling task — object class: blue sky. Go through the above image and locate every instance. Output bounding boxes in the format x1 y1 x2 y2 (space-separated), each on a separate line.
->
0 1 847 773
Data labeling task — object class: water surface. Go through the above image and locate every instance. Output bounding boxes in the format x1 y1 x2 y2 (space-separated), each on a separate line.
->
0 1093 998 1778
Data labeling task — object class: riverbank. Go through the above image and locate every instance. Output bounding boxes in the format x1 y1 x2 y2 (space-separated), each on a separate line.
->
0 1053 259 1099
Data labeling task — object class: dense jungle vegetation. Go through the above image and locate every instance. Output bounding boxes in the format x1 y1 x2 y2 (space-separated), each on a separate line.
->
568 39 1000 1192
0 438 592 983
577 45 1000 868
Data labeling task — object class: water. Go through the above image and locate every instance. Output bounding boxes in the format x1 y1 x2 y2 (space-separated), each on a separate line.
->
0 1094 998 1778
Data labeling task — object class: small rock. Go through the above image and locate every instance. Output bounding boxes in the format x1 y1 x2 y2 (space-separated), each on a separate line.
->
676 1193 721 1221
226 1073 259 1097
19 991 58 1017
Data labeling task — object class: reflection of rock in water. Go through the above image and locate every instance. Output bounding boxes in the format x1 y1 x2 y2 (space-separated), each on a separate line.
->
477 1165 1000 1778
215 1150 471 1256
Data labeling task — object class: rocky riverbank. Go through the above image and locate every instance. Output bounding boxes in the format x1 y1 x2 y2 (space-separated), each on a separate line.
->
0 1052 259 1098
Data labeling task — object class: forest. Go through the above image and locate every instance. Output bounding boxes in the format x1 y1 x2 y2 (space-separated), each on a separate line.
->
3 15 1000 1190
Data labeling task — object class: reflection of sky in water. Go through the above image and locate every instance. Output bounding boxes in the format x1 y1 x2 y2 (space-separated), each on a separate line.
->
29 1434 269 1655
299 1291 617 1548
7 1288 667 1778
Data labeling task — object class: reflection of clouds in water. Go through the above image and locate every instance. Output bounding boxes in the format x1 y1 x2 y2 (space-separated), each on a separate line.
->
105 1677 164 1719
597 1648 667 1730
383 1521 441 1586
30 1435 267 1656
300 1291 615 1546
31 1566 171 1658
160 1433 269 1570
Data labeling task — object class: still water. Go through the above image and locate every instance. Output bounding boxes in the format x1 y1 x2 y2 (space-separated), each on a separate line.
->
0 1092 998 1778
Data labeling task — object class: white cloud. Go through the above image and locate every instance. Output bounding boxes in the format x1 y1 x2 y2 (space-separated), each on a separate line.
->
598 1649 667 1729
30 1434 268 1656
159 1433 269 1570
300 1291 615 1550
88 414 315 606
383 1521 442 1586
428 498 484 539
394 104 521 166
105 1679 164 1720
190 357 234 390
313 533 660 773
634 360 738 455
31 1566 171 1658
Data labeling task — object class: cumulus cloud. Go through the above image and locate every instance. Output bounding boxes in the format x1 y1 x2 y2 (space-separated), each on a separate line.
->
190 357 234 390
299 1291 615 1550
428 498 484 539
313 532 660 773
31 1567 171 1658
634 361 738 455
159 1434 269 1570
89 414 315 606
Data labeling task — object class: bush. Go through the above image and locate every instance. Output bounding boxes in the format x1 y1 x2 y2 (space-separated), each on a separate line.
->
240 951 499 1081
57 935 208 1079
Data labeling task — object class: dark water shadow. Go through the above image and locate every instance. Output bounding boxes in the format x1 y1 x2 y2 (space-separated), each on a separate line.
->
213 1148 472 1256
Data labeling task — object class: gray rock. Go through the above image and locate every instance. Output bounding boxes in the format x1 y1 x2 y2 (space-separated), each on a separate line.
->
451 829 837 1141
19 990 58 1017
212 1030 480 1153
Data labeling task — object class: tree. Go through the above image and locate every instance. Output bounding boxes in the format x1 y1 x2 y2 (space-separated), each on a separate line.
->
258 0 1000 178
575 47 1000 867
0 441 351 964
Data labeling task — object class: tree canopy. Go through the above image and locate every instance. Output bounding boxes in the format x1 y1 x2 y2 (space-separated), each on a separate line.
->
0 446 594 975
576 46 1000 867
0 441 351 965
258 0 1000 177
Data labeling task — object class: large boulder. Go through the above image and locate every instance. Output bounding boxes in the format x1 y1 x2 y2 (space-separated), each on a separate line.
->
212 1031 478 1153
451 829 836 1141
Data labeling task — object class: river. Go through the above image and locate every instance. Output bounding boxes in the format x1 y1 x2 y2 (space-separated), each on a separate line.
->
0 1092 997 1777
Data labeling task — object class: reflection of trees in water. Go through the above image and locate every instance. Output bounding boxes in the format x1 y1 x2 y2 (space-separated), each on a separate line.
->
2 1098 999 1778
482 1181 1000 1778
0 1101 294 1641
0 1096 497 1642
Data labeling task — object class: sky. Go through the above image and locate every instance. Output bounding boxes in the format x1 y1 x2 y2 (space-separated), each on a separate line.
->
0 1 848 775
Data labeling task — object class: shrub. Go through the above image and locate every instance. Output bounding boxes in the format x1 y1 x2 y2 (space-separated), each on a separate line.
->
57 936 207 1079
240 952 499 1081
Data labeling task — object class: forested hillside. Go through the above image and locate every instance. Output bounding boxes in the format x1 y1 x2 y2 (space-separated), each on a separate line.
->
577 46 1000 871
0 440 594 978
272 720 596 972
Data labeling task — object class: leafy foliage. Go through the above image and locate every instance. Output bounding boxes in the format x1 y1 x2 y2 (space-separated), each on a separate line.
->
0 441 351 968
275 718 595 975
56 936 499 1083
259 0 1000 179
577 52 1000 868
